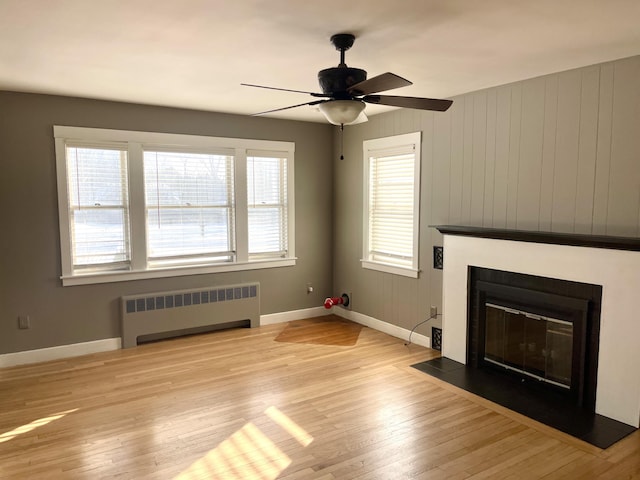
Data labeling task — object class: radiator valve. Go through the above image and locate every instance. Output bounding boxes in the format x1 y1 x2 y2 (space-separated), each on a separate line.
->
324 293 350 309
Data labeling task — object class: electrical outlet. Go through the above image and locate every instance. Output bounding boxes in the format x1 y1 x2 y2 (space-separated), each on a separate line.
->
18 315 30 329
306 283 314 294
430 306 438 318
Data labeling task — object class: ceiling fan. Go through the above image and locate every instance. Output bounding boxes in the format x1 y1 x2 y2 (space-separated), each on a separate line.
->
242 33 453 126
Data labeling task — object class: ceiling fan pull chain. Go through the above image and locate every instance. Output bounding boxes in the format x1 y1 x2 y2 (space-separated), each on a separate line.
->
340 124 345 160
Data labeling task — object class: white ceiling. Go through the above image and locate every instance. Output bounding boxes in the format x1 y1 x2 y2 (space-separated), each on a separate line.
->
2 0 640 123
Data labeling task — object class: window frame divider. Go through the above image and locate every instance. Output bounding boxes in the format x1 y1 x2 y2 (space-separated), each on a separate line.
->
234 148 249 263
127 142 147 271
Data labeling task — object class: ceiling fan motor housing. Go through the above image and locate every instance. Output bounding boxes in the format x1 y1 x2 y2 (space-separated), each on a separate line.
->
318 67 367 98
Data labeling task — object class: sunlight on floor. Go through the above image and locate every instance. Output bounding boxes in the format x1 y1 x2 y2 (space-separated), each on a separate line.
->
175 406 314 480
265 406 313 447
0 408 78 444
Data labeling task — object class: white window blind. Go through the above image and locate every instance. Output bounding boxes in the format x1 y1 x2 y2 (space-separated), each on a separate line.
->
144 150 235 266
66 145 130 271
247 154 288 259
362 132 421 278
368 152 415 266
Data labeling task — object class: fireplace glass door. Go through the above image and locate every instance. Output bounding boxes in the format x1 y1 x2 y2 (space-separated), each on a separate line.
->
484 303 573 389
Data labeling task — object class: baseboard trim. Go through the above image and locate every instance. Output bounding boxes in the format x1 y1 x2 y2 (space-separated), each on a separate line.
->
0 338 122 368
332 308 431 348
260 306 329 325
0 307 427 368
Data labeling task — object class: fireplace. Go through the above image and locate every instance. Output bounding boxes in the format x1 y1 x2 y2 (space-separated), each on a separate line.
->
433 225 640 432
484 303 574 389
468 267 601 411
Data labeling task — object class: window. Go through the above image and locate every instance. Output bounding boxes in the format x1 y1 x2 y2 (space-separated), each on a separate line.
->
362 132 421 278
144 150 235 266
247 153 289 259
65 145 130 271
55 127 295 286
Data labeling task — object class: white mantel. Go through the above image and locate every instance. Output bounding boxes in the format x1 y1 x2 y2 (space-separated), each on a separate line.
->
440 229 640 428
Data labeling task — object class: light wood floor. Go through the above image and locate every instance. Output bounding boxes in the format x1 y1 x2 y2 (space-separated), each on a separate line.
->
0 316 638 479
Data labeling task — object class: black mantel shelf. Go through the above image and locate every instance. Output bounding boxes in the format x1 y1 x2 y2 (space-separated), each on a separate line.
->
433 225 640 252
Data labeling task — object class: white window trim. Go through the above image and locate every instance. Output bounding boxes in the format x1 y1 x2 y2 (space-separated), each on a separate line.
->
54 126 296 286
361 131 421 279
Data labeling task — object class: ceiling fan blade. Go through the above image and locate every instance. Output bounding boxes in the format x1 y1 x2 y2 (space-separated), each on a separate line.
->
363 95 453 112
348 73 412 96
241 83 329 98
252 100 326 116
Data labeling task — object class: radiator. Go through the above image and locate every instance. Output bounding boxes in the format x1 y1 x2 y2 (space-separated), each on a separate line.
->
120 283 260 348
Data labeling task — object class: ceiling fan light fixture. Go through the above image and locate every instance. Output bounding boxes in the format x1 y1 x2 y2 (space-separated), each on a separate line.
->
319 100 365 125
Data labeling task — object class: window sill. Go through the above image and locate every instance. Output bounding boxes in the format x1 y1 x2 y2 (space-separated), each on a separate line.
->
61 258 297 286
361 260 419 278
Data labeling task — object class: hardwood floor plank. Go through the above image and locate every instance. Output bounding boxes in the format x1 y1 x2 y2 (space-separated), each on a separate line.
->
0 316 638 479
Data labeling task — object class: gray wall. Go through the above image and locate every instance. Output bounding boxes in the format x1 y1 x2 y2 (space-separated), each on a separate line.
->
3 54 640 355
333 55 640 336
0 92 334 354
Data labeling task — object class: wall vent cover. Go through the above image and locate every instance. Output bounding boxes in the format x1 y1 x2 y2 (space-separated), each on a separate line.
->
431 327 442 351
433 246 444 270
